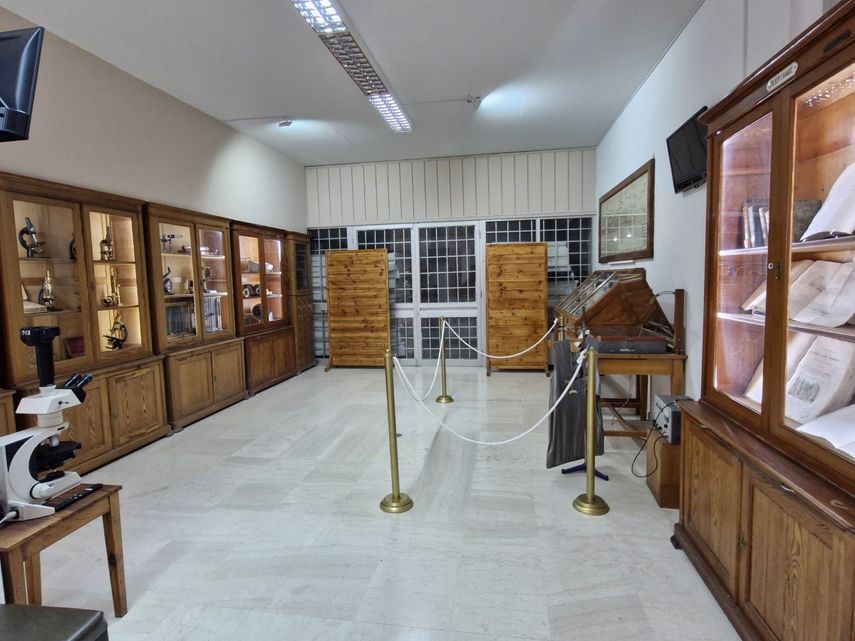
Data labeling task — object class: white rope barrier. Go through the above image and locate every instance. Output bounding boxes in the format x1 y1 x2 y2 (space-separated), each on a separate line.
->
397 320 446 403
392 348 586 446
445 318 559 360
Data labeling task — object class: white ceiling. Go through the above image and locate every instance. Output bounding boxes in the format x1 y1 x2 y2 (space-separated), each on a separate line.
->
1 0 703 166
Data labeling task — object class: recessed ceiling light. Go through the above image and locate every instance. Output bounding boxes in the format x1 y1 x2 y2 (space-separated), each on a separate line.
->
278 119 293 127
290 0 346 34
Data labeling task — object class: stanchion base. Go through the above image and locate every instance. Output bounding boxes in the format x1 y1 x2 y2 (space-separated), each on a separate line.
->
572 493 609 516
435 394 454 404
380 493 414 514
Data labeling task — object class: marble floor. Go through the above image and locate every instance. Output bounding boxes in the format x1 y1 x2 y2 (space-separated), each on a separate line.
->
5 365 740 641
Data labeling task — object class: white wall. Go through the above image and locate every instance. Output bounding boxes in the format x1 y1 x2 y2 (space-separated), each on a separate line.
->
596 0 826 398
0 8 306 231
306 149 596 227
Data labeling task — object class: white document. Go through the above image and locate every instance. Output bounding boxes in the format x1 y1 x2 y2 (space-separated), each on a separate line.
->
744 332 816 404
797 403 855 459
789 261 855 327
741 260 812 313
801 161 855 240
785 336 855 424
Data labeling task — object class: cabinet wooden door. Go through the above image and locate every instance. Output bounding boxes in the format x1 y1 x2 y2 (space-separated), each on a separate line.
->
212 341 245 402
681 417 743 594
245 333 274 391
170 351 213 418
62 376 112 466
109 363 165 446
273 328 296 378
0 391 15 436
739 469 854 641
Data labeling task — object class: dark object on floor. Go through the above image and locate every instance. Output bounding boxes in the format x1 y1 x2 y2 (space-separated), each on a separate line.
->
0 604 108 641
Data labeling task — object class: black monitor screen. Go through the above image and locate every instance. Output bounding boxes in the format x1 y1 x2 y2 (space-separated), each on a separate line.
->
0 26 45 142
666 106 708 193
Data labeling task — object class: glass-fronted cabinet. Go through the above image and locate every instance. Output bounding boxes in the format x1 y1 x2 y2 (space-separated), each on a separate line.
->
702 26 855 493
232 223 289 334
145 205 236 352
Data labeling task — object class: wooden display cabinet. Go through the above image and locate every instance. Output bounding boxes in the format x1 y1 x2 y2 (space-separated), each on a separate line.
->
145 203 246 429
675 6 855 641
0 389 15 436
285 231 316 372
232 222 297 394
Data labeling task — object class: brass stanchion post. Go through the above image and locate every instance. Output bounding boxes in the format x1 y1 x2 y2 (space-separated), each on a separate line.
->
380 348 413 514
573 348 609 516
557 321 565 342
435 317 453 404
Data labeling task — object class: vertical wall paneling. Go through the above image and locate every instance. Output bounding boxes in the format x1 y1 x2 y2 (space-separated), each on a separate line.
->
425 160 439 218
501 155 515 214
582 149 597 212
306 167 319 226
399 161 414 220
527 154 542 213
376 163 390 222
352 164 366 223
541 152 555 213
437 158 451 218
328 166 342 225
450 158 464 217
568 150 584 211
317 167 331 227
555 151 569 212
413 160 426 219
514 154 528 213
364 164 378 221
474 156 489 216
306 148 595 226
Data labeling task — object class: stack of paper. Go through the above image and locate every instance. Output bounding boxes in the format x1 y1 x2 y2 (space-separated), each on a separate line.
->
800 162 855 240
797 404 855 460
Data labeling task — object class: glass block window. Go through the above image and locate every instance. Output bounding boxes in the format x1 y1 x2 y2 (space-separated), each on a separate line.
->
313 309 330 358
421 317 478 360
540 217 593 306
485 219 537 244
392 316 415 359
357 227 413 304
310 227 348 255
418 225 477 303
309 228 348 358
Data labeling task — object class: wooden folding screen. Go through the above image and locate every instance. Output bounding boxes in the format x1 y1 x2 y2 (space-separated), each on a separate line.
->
485 243 548 374
326 249 390 368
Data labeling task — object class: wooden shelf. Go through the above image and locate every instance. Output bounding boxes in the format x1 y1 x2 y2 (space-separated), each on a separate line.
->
19 257 76 264
93 260 136 266
200 254 225 260
717 312 855 341
164 294 193 300
161 252 192 258
96 303 140 311
23 308 82 317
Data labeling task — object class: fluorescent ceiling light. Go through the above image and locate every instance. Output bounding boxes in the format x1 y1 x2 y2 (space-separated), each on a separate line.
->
291 0 346 34
368 93 412 132
290 0 412 132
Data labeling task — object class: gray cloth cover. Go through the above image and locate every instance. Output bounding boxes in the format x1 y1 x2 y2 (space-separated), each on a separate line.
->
546 341 604 468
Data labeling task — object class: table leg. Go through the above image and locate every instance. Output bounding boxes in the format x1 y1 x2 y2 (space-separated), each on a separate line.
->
1 548 28 604
671 361 685 396
638 376 650 420
102 493 128 617
24 553 41 604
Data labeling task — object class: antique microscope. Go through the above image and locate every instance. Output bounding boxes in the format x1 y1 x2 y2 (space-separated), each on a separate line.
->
0 327 90 521
18 216 45 257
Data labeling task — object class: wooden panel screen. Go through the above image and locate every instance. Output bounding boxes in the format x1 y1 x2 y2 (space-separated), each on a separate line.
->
326 249 390 368
485 243 548 373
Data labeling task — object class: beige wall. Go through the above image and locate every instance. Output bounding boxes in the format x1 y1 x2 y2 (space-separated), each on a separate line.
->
0 8 306 231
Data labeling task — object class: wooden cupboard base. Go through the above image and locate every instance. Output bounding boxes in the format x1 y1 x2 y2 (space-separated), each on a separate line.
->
169 390 248 431
673 524 760 641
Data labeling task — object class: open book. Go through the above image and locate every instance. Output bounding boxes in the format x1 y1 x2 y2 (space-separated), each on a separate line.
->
800 161 855 240
742 259 855 327
797 404 855 460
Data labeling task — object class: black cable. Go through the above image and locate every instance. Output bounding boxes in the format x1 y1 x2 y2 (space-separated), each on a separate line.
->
629 400 680 478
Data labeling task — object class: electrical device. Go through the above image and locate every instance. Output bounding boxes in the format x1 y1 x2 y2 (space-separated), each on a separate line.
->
0 26 45 142
666 106 708 193
0 326 90 522
652 394 691 444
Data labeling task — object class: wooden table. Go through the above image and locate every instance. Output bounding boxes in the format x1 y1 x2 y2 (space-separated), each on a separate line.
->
0 484 127 617
597 352 687 437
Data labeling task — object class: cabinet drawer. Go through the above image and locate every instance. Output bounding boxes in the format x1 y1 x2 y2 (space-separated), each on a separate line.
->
681 416 743 595
212 342 245 401
169 351 213 417
739 469 854 641
108 362 165 446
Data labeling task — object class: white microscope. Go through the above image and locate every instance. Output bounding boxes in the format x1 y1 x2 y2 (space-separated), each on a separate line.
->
0 326 91 521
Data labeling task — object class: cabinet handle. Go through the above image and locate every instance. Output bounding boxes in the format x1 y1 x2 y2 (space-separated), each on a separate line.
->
779 483 795 494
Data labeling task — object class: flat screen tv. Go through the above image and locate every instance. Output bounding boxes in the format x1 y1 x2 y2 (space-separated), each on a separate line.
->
666 106 708 193
0 27 45 143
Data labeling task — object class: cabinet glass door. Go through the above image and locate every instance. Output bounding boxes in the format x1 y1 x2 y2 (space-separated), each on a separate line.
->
782 62 855 462
295 241 309 291
88 209 144 355
263 237 285 323
158 221 197 342
712 112 774 414
14 197 90 369
198 226 233 338
238 234 264 327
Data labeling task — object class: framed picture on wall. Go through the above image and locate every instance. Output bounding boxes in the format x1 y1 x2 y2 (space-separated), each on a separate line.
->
598 159 654 263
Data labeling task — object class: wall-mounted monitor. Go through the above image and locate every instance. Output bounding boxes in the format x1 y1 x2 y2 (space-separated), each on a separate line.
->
666 106 708 193
0 26 45 143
